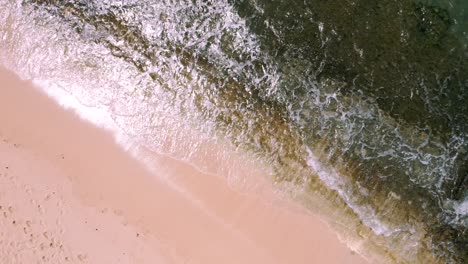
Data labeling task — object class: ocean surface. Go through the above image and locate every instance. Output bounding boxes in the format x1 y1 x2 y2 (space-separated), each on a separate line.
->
0 0 467 263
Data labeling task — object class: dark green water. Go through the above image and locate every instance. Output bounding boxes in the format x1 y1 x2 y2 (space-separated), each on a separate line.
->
0 0 467 263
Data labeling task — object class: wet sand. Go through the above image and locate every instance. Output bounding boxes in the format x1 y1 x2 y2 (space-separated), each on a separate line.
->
0 67 368 263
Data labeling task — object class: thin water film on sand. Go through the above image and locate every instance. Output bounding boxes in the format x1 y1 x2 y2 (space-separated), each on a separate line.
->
0 0 467 263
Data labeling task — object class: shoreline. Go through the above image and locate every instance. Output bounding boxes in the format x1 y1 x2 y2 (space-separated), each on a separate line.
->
0 67 368 263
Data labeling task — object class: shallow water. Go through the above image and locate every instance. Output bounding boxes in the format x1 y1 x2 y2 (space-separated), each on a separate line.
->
0 0 467 263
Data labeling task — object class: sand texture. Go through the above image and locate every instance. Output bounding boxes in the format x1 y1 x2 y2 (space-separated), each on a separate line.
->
0 67 367 263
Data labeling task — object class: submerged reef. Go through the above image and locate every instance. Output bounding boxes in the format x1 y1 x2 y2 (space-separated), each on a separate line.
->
231 0 468 262
15 0 468 262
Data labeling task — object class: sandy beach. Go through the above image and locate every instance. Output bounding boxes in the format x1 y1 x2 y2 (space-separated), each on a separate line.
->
0 67 368 263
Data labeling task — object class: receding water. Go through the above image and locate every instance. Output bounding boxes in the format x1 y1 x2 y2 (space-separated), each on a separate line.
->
0 0 467 263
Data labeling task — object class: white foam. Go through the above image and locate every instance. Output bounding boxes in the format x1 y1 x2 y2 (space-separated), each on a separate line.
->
455 198 468 216
33 80 117 132
305 147 395 236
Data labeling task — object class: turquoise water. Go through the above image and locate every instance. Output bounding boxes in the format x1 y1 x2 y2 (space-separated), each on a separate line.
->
0 0 467 263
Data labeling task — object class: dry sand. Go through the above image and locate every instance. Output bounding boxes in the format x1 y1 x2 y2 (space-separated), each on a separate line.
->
0 67 368 263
